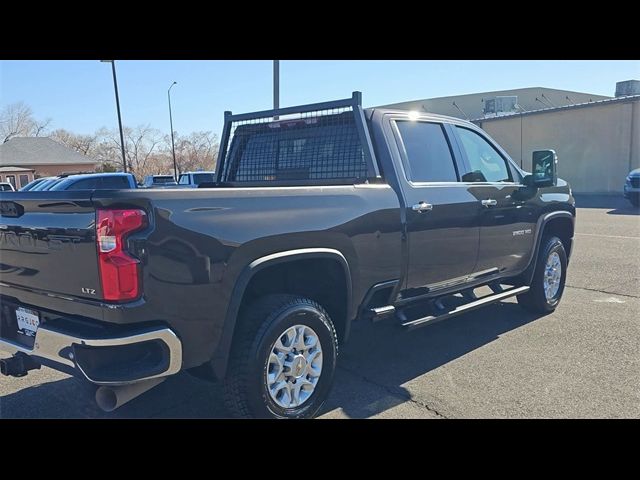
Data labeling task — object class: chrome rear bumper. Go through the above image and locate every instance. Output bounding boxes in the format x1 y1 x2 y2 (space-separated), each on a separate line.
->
0 326 182 385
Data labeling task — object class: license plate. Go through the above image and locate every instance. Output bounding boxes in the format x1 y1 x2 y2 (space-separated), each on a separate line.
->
16 307 40 337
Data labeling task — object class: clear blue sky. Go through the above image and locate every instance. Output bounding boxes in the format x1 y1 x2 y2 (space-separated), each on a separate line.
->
1 60 638 138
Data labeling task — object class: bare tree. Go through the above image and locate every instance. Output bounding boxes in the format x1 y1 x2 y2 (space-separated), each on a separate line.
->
93 127 122 163
50 129 98 156
32 118 52 137
0 102 51 143
125 125 164 176
1 101 219 181
96 125 166 179
171 131 219 174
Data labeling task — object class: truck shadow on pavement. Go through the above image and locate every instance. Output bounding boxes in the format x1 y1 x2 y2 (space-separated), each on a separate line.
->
606 205 640 216
573 194 639 215
322 301 539 418
0 301 542 419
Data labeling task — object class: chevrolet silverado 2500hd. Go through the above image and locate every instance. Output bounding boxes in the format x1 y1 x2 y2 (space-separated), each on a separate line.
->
0 92 575 418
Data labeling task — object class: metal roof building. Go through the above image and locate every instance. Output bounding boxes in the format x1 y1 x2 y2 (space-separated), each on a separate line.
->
379 87 610 121
379 81 640 193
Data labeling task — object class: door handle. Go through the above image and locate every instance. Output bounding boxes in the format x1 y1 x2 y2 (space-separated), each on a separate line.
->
412 201 433 213
481 199 498 207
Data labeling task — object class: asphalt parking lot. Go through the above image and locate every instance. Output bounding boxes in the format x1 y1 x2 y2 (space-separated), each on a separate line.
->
1 194 639 419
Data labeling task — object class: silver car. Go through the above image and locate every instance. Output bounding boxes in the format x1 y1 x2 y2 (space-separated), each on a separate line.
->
624 168 640 207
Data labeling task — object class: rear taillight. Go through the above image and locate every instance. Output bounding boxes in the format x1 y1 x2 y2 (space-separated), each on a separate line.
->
96 209 147 301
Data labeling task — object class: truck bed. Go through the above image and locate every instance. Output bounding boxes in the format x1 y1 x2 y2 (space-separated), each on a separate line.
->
0 184 403 369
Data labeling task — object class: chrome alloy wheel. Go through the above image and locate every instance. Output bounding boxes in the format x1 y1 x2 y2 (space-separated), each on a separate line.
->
266 324 323 409
543 251 562 300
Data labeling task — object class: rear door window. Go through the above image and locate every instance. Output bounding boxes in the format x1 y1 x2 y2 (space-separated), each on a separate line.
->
395 121 458 182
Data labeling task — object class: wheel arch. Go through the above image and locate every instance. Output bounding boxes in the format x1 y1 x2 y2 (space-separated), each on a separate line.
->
210 248 352 379
542 214 575 259
520 210 575 285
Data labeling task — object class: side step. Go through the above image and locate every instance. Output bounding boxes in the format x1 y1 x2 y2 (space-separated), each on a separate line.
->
365 305 396 323
400 285 530 330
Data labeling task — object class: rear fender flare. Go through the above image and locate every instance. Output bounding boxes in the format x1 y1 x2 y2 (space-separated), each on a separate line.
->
211 248 352 379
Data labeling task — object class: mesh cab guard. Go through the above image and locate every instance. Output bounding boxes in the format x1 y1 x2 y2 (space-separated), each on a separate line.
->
216 91 380 187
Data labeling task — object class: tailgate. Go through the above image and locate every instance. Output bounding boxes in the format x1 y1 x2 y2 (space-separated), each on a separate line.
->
0 192 102 300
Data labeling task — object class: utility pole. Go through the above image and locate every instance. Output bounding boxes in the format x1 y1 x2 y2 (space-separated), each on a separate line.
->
100 60 127 173
168 81 178 180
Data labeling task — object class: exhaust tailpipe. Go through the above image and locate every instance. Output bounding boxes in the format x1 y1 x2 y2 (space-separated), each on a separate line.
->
95 377 166 412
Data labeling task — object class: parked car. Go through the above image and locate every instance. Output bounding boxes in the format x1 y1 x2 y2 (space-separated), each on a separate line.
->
0 92 575 419
0 182 15 192
29 176 63 191
623 168 640 207
19 177 50 191
141 175 178 188
177 171 216 188
20 173 136 192
49 173 137 191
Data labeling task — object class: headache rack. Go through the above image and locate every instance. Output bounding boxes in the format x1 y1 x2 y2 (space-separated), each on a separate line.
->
215 91 380 186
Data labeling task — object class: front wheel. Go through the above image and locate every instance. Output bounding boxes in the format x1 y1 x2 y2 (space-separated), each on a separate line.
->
518 235 568 314
223 295 338 419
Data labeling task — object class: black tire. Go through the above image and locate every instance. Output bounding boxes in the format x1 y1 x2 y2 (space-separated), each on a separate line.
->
517 235 567 314
223 294 338 419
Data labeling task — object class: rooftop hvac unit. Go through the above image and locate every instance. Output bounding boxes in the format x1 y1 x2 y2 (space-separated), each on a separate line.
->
483 96 518 116
615 80 640 97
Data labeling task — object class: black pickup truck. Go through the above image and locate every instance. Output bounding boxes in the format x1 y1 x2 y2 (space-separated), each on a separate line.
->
0 92 575 418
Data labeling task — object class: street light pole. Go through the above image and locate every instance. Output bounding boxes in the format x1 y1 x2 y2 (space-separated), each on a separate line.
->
101 60 127 173
168 81 178 180
273 60 279 120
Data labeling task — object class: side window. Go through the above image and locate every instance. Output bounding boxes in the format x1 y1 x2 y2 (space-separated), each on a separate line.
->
178 174 189 185
19 175 30 188
455 126 512 183
101 176 130 189
395 121 458 182
193 173 215 184
67 178 100 190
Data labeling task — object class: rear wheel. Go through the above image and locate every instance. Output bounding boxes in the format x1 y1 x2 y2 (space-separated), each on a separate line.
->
518 235 567 314
223 294 338 419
